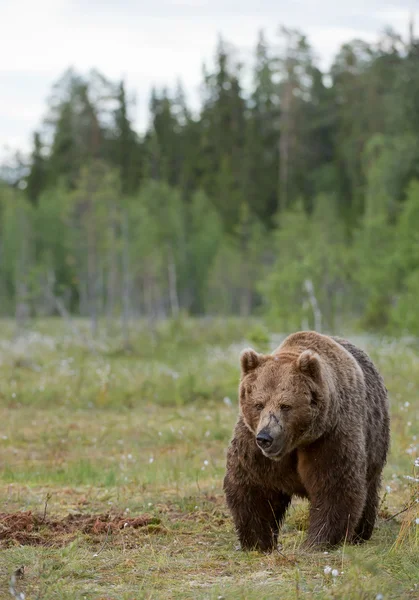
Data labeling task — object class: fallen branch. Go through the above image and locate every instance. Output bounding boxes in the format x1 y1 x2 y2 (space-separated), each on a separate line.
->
385 501 418 522
93 524 112 557
41 493 52 524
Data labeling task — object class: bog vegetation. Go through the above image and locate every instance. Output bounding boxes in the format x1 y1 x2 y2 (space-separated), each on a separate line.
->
0 319 418 598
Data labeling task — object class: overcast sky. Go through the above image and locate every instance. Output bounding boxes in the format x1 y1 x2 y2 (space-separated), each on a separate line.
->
0 0 415 159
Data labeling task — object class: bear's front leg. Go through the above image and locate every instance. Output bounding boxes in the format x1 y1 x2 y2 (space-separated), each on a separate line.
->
224 476 291 552
299 442 367 548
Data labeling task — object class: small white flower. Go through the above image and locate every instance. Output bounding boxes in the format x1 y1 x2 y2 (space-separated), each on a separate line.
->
386 486 391 493
376 595 384 600
331 569 339 577
194 505 198 509
415 458 419 467
12 393 16 398
148 502 153 507
323 551 329 555
404 401 410 408
149 457 154 464
415 518 419 525
223 397 232 407
324 566 332 575
127 454 133 460
408 422 412 427
203 460 209 466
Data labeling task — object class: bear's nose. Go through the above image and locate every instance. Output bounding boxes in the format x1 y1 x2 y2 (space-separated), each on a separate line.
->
256 430 273 449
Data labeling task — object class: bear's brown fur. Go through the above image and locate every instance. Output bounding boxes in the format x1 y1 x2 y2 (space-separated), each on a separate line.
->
223 331 390 551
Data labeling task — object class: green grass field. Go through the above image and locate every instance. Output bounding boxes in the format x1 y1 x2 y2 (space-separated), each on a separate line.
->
0 318 418 599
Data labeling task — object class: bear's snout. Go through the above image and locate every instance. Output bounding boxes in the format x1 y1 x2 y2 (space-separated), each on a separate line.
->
256 429 273 450
256 420 286 458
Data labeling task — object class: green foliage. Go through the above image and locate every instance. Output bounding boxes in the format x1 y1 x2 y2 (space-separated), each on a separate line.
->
2 27 419 333
262 196 349 332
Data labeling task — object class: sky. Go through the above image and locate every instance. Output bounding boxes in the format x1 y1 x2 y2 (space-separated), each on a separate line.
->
0 0 415 160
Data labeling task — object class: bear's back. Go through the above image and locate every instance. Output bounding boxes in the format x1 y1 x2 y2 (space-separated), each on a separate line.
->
332 336 390 474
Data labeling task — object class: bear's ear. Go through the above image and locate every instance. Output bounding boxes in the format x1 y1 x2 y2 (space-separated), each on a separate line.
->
240 348 264 375
297 350 321 381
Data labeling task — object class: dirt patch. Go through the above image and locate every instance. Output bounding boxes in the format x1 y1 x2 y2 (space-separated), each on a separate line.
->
0 511 161 547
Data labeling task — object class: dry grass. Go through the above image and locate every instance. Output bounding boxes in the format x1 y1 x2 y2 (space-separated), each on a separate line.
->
0 318 418 599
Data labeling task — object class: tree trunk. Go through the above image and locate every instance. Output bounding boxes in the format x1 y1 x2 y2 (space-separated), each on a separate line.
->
121 211 131 348
304 279 322 332
15 200 31 333
168 248 180 318
106 202 118 331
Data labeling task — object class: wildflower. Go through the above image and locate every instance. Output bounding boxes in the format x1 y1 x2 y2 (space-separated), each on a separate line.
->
332 569 339 577
385 486 391 493
203 460 209 466
404 402 410 408
376 595 384 600
415 518 419 525
223 396 232 407
415 458 419 467
324 566 332 575
149 457 154 464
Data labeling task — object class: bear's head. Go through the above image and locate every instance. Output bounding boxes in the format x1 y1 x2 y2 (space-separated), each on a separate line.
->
239 348 332 460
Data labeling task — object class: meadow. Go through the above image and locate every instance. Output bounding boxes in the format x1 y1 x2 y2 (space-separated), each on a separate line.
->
0 318 418 600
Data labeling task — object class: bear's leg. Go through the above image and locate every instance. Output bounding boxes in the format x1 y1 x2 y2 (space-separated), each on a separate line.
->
225 481 291 552
305 487 365 548
354 473 381 542
301 445 367 549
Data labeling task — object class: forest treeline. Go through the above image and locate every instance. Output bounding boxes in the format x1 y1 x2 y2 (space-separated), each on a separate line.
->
1 26 419 335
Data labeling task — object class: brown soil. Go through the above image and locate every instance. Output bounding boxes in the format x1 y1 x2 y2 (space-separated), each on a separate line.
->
0 511 161 547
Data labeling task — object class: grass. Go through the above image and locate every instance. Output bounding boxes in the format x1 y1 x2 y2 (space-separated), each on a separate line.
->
0 317 418 599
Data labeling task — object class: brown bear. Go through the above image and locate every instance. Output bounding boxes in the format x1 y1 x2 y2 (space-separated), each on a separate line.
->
223 331 390 551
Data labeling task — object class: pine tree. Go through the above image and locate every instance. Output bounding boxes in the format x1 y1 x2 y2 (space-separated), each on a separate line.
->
112 81 142 195
26 132 47 206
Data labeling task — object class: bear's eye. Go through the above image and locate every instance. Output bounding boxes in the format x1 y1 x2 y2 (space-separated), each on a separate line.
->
280 404 292 412
255 403 264 411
